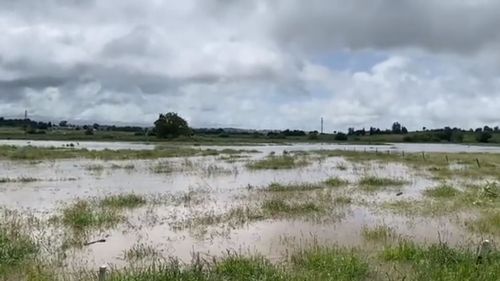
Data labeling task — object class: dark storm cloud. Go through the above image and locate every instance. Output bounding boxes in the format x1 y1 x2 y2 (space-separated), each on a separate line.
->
0 0 500 129
0 76 66 92
267 0 500 54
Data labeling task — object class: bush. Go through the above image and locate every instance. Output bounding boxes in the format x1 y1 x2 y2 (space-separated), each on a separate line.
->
334 133 348 141
476 132 492 143
84 128 94 135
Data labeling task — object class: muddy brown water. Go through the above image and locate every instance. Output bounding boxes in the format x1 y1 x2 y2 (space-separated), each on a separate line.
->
0 141 497 269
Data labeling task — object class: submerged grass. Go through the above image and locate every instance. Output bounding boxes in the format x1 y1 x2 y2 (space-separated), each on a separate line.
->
359 176 406 192
57 194 148 231
359 176 407 187
0 145 254 161
123 243 162 261
361 225 396 242
60 200 122 230
246 155 310 170
261 198 322 216
100 194 147 209
324 177 349 187
312 149 500 181
262 182 325 192
424 184 461 198
466 210 500 235
0 177 39 183
383 181 500 217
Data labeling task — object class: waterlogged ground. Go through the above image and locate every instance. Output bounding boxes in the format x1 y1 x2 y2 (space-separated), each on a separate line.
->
1 142 499 280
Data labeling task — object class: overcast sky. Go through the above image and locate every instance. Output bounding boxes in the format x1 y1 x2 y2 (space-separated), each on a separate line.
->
1 0 500 131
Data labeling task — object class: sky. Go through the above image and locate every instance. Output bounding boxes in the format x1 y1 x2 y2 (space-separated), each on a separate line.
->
1 0 500 131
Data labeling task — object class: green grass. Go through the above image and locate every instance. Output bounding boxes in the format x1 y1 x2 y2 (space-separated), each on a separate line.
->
324 177 349 187
312 149 500 181
84 164 105 171
123 243 162 261
361 225 396 242
359 176 407 187
110 163 136 170
60 195 148 230
246 155 310 170
358 176 406 192
106 247 369 281
466 210 500 235
0 177 39 183
424 184 461 198
261 199 321 216
290 247 369 281
0 221 38 270
382 240 500 280
107 254 287 281
334 196 353 205
383 181 500 217
0 145 254 161
262 182 325 192
60 200 123 230
100 194 147 209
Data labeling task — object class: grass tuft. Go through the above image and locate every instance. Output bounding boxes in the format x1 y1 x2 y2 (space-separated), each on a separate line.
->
324 177 349 187
291 247 369 281
247 155 310 170
424 184 461 198
261 199 321 216
100 194 147 209
0 222 38 269
359 176 407 187
361 225 396 242
61 200 122 230
263 182 324 192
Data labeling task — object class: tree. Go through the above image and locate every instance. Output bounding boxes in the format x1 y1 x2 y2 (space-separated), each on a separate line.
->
484 125 493 132
153 112 191 138
392 122 402 134
476 131 492 143
401 127 408 134
334 132 348 141
85 127 94 135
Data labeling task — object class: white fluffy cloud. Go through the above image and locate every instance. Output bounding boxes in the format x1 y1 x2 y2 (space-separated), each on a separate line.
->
1 0 500 131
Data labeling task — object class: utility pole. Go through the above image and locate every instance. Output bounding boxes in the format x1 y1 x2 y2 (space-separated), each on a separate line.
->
24 110 28 134
320 117 324 134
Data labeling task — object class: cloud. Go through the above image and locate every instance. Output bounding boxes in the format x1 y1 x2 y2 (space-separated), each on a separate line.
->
0 0 499 130
269 0 500 54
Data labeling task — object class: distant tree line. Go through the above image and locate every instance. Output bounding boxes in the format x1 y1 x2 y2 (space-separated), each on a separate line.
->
1 115 499 143
0 117 52 130
346 122 409 136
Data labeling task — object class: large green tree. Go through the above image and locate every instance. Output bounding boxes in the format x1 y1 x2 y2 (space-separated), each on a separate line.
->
153 112 191 138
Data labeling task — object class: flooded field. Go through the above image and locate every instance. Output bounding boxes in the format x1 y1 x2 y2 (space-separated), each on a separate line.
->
1 142 499 280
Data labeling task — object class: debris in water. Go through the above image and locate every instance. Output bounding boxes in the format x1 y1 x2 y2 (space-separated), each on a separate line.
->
84 239 107 246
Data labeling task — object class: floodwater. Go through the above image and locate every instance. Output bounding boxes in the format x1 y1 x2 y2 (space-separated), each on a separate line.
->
2 139 500 153
0 141 496 269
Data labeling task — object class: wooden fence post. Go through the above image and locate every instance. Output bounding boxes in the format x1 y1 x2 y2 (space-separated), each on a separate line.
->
99 264 107 281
